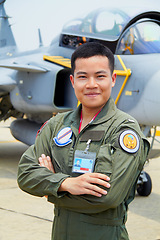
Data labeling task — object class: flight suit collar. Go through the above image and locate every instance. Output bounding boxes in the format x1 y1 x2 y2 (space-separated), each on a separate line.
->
64 98 117 134
63 104 81 136
91 98 117 125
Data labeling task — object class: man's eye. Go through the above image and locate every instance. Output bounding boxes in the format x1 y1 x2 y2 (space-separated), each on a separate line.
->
97 75 106 78
78 75 86 79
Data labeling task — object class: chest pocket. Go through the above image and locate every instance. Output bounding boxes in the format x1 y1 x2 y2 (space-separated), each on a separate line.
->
51 141 72 173
94 144 113 177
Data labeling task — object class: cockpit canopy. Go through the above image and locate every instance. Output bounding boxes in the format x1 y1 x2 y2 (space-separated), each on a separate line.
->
51 8 160 55
62 8 129 40
116 19 160 54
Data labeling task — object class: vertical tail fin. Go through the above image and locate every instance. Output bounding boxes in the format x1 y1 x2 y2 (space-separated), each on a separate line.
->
0 0 17 57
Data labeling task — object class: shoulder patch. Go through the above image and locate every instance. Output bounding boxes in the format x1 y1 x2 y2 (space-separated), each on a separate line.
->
119 130 140 153
53 127 72 146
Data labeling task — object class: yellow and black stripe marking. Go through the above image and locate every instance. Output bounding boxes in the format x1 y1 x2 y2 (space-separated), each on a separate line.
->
43 55 71 68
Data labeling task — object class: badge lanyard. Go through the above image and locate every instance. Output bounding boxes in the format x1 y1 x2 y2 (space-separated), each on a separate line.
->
73 109 101 174
72 138 96 174
78 109 101 133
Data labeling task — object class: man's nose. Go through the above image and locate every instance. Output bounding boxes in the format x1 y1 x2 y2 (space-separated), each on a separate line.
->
86 77 98 88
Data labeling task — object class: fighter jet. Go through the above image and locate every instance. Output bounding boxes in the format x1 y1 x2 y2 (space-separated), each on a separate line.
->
0 0 160 196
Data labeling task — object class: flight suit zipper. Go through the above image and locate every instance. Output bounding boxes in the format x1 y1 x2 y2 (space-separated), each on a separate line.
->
68 123 91 168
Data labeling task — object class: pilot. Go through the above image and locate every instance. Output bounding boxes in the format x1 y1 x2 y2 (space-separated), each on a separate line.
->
17 42 150 240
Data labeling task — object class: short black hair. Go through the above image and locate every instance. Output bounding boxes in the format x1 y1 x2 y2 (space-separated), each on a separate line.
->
71 42 114 75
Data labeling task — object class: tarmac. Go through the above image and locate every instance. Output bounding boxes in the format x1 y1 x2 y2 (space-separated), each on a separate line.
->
0 119 160 240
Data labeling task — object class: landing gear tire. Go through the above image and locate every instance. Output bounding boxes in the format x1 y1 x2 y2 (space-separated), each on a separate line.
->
137 172 152 196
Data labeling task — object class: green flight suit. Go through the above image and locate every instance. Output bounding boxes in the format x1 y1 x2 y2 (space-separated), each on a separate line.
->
17 98 150 240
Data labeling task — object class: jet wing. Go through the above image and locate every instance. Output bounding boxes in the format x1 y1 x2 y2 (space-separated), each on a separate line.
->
0 63 48 73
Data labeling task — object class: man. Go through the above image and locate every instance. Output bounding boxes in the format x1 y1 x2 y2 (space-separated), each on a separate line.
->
17 42 150 240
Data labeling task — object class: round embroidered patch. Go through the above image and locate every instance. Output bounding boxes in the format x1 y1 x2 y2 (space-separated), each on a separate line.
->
119 130 140 153
53 127 72 146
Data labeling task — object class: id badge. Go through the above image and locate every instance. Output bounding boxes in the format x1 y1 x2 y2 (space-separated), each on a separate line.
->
72 150 96 174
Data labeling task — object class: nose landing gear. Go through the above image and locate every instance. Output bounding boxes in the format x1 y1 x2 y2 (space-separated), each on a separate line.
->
137 171 152 196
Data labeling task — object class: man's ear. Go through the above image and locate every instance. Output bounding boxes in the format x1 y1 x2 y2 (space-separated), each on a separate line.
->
111 72 116 88
70 74 74 88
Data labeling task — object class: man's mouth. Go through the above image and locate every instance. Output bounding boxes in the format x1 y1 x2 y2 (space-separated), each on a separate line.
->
84 92 100 97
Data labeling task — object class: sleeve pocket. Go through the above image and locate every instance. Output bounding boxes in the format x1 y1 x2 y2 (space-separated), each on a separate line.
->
94 144 112 176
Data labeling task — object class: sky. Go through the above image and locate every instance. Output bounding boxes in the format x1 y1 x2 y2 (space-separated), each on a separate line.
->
4 0 160 51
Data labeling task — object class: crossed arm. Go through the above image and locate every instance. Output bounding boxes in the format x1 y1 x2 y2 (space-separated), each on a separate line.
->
39 154 110 198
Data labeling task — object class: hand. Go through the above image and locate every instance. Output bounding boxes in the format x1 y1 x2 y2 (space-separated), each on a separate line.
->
39 154 55 199
38 154 55 198
59 172 110 197
39 154 55 173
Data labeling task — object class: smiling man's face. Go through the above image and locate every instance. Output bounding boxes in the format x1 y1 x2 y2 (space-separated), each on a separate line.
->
70 55 116 112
